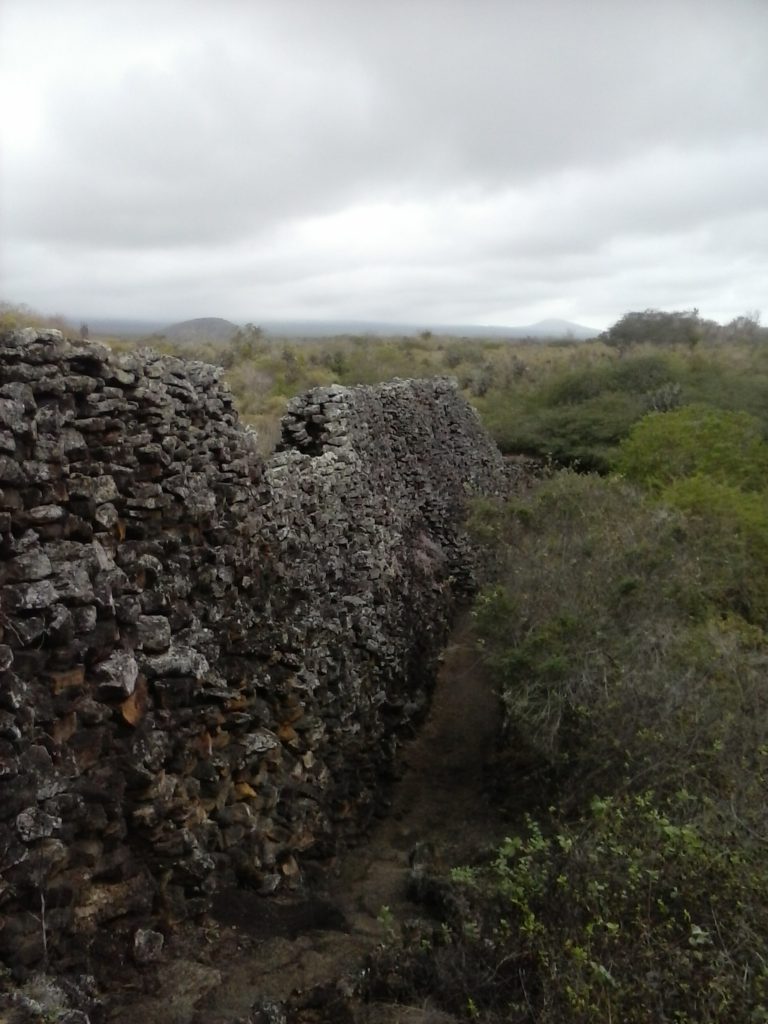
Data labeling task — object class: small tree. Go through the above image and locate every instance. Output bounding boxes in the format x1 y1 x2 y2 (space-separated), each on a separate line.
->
724 311 764 343
222 323 265 367
601 309 713 352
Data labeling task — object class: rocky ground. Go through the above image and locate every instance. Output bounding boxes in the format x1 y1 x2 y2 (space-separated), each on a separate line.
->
64 612 503 1024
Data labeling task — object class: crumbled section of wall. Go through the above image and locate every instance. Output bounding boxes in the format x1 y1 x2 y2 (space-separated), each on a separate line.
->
0 329 509 975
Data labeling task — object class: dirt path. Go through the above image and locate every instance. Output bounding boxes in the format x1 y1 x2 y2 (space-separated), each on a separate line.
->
330 611 503 927
105 612 503 1024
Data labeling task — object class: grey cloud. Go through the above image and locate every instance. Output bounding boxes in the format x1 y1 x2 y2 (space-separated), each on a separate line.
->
1 0 767 325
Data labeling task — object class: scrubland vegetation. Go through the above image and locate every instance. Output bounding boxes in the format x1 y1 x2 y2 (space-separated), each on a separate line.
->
365 313 768 1021
7 300 768 1018
433 466 768 1021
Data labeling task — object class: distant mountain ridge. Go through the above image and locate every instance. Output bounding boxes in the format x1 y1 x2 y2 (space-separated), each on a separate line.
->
85 314 600 342
253 316 600 340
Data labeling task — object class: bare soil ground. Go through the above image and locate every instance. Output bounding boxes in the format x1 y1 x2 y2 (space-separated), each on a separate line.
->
102 612 504 1024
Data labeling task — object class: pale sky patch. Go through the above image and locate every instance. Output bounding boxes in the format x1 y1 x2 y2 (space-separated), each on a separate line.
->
1 0 767 329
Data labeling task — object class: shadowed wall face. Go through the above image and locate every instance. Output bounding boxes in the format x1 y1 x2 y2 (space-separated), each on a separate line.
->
0 328 509 973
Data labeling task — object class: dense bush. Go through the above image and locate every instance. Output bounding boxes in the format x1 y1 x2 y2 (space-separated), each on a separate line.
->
542 354 675 406
484 391 647 471
371 468 768 1022
479 349 768 466
617 405 768 491
470 473 768 803
600 308 719 351
617 407 768 623
423 795 768 1023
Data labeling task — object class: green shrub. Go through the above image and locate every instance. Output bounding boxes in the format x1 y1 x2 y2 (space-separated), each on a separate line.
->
663 476 768 623
676 356 768 424
471 472 768 808
481 392 646 469
615 407 768 622
431 795 768 1023
608 353 679 393
543 355 676 406
617 405 768 491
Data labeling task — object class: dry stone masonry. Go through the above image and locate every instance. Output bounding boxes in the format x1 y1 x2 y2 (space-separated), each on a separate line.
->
0 328 510 976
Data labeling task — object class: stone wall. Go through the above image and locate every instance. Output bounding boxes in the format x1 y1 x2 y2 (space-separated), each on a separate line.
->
0 329 509 974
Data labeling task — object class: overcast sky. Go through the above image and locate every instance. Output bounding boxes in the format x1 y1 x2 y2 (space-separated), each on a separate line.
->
1 0 767 330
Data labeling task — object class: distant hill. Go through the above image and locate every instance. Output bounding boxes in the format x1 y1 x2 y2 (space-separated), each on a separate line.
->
160 317 239 344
